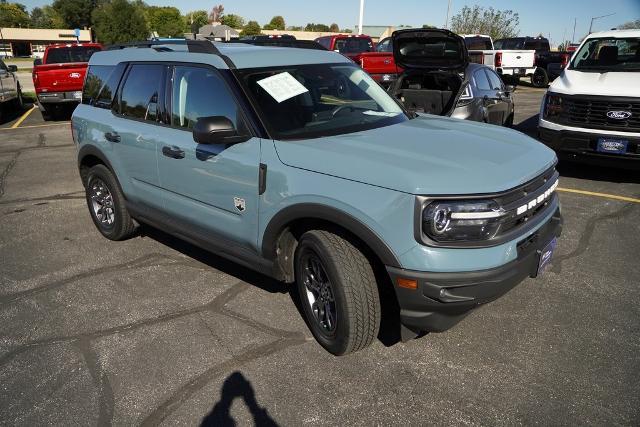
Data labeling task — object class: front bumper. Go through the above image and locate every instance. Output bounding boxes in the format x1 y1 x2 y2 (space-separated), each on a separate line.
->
37 91 82 104
387 207 563 335
538 126 640 169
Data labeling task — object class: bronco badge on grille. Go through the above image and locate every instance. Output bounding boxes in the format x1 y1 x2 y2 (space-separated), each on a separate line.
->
606 111 632 120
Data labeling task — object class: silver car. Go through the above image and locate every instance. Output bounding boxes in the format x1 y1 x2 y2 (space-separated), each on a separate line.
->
387 29 515 127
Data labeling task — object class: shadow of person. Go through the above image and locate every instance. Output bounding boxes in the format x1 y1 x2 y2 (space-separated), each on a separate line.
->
201 371 279 427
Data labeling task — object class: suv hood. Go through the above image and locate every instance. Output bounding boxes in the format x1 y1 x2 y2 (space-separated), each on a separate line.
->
274 116 556 195
392 28 468 71
550 69 640 97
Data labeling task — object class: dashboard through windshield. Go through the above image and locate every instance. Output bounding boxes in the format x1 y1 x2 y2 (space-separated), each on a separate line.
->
239 63 408 140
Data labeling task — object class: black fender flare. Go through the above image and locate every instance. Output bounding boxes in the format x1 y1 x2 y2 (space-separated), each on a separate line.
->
261 203 402 268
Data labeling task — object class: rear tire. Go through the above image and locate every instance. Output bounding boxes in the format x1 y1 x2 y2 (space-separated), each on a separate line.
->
295 230 381 355
84 164 136 241
531 68 549 88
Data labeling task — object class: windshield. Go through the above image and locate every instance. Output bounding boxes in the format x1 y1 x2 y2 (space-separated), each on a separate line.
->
45 46 101 64
334 38 373 54
465 37 493 50
570 37 640 72
240 63 407 140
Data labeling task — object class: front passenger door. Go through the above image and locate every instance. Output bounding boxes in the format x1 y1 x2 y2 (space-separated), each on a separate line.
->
155 65 261 250
484 69 510 125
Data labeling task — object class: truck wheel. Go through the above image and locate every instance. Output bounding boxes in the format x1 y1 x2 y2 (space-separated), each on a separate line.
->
295 230 381 355
14 84 24 110
84 164 136 241
532 68 549 88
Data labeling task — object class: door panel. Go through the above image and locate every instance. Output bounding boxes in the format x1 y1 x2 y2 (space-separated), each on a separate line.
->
156 65 260 250
0 61 15 101
484 69 507 125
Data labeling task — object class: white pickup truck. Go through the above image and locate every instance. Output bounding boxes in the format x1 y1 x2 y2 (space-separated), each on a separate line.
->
538 29 640 169
461 35 536 84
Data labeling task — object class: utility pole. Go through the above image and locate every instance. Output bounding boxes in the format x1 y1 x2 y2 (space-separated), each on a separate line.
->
358 0 364 35
572 18 576 43
445 0 453 29
589 12 615 34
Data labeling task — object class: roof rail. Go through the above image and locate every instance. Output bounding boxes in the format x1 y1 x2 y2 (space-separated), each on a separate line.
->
105 39 236 69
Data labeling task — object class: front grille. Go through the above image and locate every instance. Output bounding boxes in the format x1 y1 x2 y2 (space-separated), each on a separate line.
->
553 95 640 133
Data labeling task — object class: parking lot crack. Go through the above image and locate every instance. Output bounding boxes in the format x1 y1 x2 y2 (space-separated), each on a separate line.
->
74 339 114 426
0 151 20 200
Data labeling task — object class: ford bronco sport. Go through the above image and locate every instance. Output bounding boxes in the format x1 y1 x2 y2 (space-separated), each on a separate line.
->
72 40 562 355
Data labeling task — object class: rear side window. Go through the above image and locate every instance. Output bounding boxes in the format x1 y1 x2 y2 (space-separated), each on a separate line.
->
474 69 491 90
82 65 114 106
316 37 330 49
485 69 504 90
120 64 164 121
45 46 101 64
171 66 242 130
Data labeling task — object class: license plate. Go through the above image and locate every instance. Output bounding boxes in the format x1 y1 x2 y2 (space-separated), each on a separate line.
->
536 237 557 276
514 68 525 75
73 91 82 100
597 138 628 154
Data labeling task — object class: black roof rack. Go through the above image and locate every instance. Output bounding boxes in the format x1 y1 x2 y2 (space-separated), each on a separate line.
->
105 39 236 69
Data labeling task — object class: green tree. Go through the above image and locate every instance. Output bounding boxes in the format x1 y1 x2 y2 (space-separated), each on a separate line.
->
52 0 94 28
618 19 640 29
305 23 330 32
0 2 30 27
92 0 148 44
220 13 244 29
30 6 55 28
287 25 303 31
184 10 208 32
329 23 339 32
342 28 352 33
145 6 183 37
450 5 520 40
263 15 285 30
241 20 261 36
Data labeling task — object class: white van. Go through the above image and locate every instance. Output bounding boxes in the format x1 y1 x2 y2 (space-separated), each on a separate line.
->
538 29 640 168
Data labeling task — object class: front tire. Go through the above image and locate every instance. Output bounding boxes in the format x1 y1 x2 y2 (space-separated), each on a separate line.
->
84 164 136 240
295 230 381 355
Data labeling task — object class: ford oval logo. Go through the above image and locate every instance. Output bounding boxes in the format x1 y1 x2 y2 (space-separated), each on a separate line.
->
606 110 632 120
69 72 81 79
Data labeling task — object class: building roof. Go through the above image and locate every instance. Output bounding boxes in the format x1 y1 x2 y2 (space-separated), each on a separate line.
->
0 27 91 42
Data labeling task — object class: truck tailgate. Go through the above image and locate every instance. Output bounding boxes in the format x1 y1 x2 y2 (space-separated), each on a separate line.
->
33 63 88 93
359 53 400 75
500 50 535 68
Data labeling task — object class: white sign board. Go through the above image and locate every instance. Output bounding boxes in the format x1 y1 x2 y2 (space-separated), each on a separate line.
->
256 72 309 103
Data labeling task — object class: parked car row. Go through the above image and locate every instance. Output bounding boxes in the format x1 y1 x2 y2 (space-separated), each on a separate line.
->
0 58 24 120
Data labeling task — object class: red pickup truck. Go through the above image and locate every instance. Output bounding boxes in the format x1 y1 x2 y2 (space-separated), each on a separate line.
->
352 37 401 86
32 43 102 118
314 34 374 60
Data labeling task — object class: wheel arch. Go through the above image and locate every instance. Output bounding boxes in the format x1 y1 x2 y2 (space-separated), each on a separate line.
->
261 203 402 282
77 145 119 189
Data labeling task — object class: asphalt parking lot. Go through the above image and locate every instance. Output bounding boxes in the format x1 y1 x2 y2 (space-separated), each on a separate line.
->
1 87 639 425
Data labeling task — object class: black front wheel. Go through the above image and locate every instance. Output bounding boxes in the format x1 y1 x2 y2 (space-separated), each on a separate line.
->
295 230 381 355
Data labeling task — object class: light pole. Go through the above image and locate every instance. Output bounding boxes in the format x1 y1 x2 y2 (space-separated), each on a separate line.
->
445 0 453 29
358 0 365 35
589 12 615 34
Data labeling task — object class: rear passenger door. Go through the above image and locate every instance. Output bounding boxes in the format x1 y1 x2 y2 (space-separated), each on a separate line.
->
484 69 509 125
155 65 261 250
110 63 166 208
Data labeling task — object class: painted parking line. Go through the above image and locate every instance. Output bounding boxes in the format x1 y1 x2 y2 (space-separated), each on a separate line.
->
0 122 69 131
557 187 640 204
10 105 37 129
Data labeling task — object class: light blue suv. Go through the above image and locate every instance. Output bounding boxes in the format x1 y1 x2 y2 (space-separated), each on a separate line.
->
72 39 562 355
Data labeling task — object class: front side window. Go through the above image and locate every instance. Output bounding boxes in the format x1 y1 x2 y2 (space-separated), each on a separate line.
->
171 66 242 130
376 38 392 52
240 63 407 140
570 37 640 72
120 64 164 121
485 69 504 90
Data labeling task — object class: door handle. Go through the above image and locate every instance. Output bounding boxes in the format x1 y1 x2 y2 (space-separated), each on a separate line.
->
162 145 185 159
104 132 120 143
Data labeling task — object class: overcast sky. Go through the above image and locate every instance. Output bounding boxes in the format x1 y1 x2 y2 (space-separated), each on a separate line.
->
19 0 640 45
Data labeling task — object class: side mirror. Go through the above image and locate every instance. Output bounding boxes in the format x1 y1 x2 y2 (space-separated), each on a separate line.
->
193 116 243 144
34 58 42 66
7 65 18 72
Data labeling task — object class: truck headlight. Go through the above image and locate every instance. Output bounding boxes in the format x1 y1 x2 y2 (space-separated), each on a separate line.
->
422 200 506 242
543 93 565 119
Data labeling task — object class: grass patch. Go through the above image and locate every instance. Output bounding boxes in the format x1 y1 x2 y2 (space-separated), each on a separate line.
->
21 91 37 102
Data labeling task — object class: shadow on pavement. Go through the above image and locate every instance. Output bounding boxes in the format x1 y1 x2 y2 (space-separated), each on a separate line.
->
0 102 33 126
514 113 539 137
558 162 640 184
201 371 278 427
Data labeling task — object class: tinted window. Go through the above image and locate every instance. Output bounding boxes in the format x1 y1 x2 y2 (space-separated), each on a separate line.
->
82 65 114 106
120 64 164 121
334 38 373 54
495 38 524 50
171 66 242 130
0 60 7 71
316 38 331 49
45 46 101 64
474 69 491 90
485 69 504 90
465 37 493 50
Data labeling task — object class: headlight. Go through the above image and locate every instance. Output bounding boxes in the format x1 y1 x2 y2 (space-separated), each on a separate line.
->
422 199 506 243
543 93 564 119
456 83 474 107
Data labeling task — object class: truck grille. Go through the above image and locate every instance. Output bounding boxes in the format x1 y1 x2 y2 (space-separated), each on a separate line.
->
556 95 640 133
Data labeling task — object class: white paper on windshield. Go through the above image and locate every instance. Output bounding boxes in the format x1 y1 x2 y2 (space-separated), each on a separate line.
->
257 72 309 103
